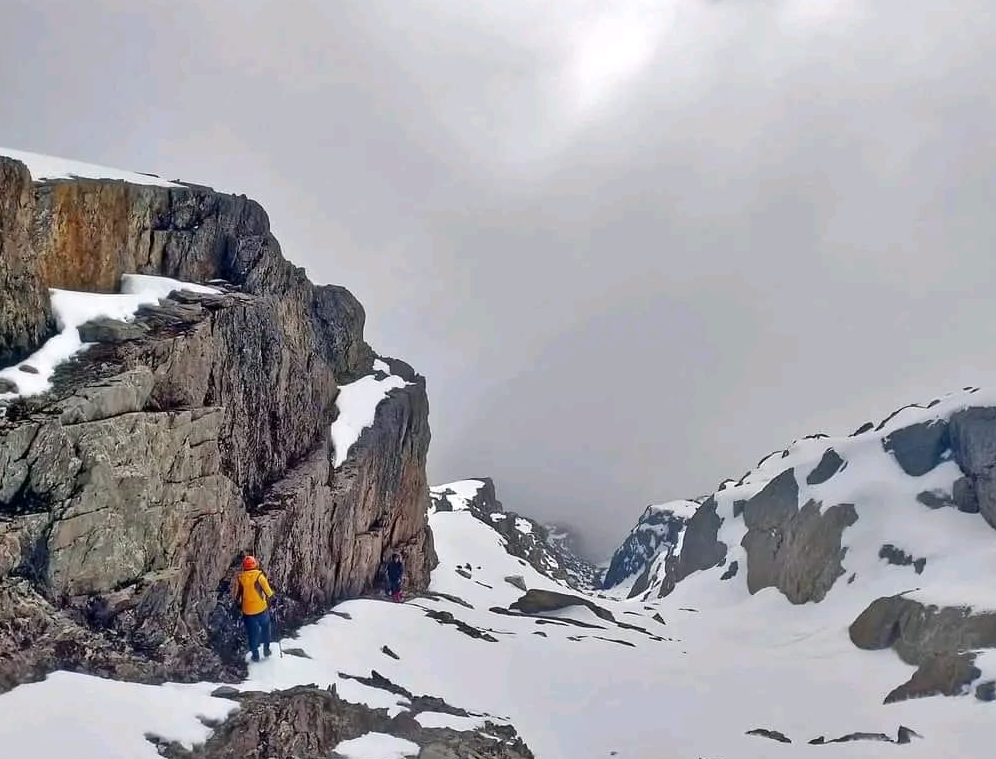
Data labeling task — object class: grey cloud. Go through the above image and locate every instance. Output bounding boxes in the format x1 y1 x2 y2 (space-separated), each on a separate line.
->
2 0 995 556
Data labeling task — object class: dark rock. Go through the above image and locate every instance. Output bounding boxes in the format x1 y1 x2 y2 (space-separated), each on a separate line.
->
878 544 926 575
852 422 874 436
881 420 949 477
504 575 527 591
976 681 996 701
732 499 746 518
282 648 311 659
949 408 996 527
210 686 241 699
78 316 149 343
953 476 980 514
659 496 727 599
603 504 687 590
510 589 616 622
652 613 666 626
381 646 399 660
0 378 17 393
917 490 953 509
158 684 535 759
746 728 791 743
850 595 996 702
18 364 38 374
423 610 498 642
740 469 857 603
806 448 846 485
720 561 739 581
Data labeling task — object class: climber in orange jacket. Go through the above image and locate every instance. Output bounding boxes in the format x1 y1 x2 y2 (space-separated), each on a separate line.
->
232 555 276 662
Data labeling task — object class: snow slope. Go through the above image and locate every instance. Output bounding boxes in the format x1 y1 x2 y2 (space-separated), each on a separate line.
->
0 274 219 401
0 147 181 187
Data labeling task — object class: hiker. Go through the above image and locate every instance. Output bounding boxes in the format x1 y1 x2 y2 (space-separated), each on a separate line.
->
232 555 276 662
386 552 404 602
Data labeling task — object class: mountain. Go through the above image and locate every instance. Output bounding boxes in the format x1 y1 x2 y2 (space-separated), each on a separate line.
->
429 478 598 589
6 148 996 759
600 499 699 595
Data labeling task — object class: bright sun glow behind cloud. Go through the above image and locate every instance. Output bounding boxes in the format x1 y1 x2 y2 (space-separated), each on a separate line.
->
566 4 673 114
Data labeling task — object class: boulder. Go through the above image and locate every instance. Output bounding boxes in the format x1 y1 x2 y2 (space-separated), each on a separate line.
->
849 595 996 702
881 419 949 477
953 476 980 514
504 575 527 591
949 408 996 527
78 316 149 343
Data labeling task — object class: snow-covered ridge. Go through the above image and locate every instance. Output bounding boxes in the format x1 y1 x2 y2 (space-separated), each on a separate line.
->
0 147 182 187
0 274 220 401
601 500 696 592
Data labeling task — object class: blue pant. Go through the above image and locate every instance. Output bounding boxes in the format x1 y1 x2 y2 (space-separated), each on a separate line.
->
243 609 271 659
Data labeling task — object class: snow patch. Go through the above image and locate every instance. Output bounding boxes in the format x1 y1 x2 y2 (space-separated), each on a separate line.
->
414 711 487 731
333 732 419 759
514 517 534 535
1 275 218 401
0 671 235 759
0 147 182 187
331 374 411 467
373 358 391 374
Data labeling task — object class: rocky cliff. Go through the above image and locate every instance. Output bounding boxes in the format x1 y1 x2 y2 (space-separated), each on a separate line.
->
0 154 436 691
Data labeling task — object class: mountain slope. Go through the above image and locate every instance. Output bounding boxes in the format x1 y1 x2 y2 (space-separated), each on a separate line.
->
429 478 598 589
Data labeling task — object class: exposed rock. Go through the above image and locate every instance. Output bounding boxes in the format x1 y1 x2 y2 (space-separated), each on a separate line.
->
602 503 689 591
746 728 791 743
0 170 435 692
809 726 921 745
18 364 38 374
211 686 241 699
720 560 739 581
740 469 857 604
806 448 846 485
878 544 926 575
917 490 954 509
78 316 149 343
283 648 311 659
852 421 874 436
381 645 400 660
881 419 949 477
949 407 996 527
504 575 526 591
953 476 980 514
423 610 498 642
510 589 616 622
850 595 996 702
659 496 727 599
0 158 53 367
0 378 17 394
976 680 996 701
159 685 534 759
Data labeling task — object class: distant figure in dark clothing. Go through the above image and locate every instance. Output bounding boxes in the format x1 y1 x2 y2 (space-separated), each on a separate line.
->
386 553 404 602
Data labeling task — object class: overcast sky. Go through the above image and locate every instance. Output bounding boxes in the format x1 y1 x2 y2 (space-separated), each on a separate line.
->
3 0 995 557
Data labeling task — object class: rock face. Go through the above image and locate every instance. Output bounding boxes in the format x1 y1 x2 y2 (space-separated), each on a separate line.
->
740 469 857 604
881 419 949 477
0 157 436 691
849 595 996 703
805 448 846 485
949 407 996 528
659 497 727 599
601 503 690 592
160 684 534 759
0 158 53 367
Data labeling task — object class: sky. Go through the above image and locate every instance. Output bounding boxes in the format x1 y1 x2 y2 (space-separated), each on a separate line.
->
2 0 995 558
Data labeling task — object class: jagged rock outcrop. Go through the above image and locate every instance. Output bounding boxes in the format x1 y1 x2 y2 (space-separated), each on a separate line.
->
658 496 726 599
430 479 596 589
849 595 996 702
0 156 436 691
601 503 691 593
0 159 53 368
158 683 534 759
949 407 996 528
805 448 846 485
